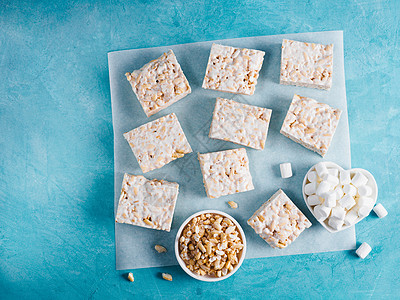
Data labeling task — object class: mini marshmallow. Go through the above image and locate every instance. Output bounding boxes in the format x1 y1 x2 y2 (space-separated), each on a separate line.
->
328 168 339 177
328 217 344 230
351 172 368 188
358 185 372 197
304 182 318 195
280 163 292 178
373 203 388 219
307 171 318 183
339 170 351 185
330 206 346 220
344 208 358 226
343 184 357 197
316 181 331 196
334 187 344 200
322 190 337 208
307 195 322 206
339 194 356 210
315 162 329 178
313 205 331 221
357 197 375 218
356 242 372 259
322 174 339 187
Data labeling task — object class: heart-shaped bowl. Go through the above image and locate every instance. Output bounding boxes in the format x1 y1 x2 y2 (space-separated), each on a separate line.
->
175 210 246 282
302 161 378 233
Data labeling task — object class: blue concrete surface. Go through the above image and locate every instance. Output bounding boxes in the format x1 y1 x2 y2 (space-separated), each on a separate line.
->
1 0 399 299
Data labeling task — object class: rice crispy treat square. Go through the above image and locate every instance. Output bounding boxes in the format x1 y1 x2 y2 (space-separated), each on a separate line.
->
202 44 265 95
280 39 333 90
209 97 272 150
197 148 254 199
247 189 312 249
125 50 191 117
280 94 341 157
124 113 192 173
115 173 179 232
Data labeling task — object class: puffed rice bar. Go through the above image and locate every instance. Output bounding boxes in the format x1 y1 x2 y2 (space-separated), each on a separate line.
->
247 189 312 249
202 44 265 95
209 98 272 150
125 50 191 117
280 39 333 90
115 174 179 232
197 148 254 199
280 94 341 157
124 113 192 173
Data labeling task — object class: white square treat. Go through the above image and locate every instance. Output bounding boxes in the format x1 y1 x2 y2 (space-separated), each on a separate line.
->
209 98 272 150
280 94 341 157
280 39 333 90
115 174 179 232
197 148 254 198
124 113 192 173
125 50 191 117
202 44 265 95
247 189 312 249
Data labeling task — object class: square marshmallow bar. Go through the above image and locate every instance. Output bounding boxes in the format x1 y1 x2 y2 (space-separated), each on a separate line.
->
198 148 254 199
280 94 341 157
280 39 333 90
115 174 179 232
202 44 265 95
125 50 191 117
209 98 272 150
248 189 312 249
124 113 192 173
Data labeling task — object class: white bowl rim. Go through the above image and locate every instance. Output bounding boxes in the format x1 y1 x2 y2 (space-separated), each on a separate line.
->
174 209 247 282
302 161 378 233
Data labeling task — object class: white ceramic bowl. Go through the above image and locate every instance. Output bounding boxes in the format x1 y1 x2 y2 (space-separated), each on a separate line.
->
174 210 246 282
302 161 378 233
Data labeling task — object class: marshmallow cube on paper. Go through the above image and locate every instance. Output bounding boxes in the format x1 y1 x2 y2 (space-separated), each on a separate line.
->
280 162 293 178
373 203 388 218
356 242 372 259
202 44 265 95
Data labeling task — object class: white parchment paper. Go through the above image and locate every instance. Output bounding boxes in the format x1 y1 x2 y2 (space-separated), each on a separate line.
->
108 31 355 270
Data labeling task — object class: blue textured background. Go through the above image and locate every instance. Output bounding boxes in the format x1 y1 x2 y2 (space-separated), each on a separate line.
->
1 0 399 299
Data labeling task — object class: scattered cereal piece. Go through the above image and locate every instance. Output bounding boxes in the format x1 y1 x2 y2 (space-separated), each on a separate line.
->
127 272 134 282
228 201 238 209
155 245 167 253
162 273 173 281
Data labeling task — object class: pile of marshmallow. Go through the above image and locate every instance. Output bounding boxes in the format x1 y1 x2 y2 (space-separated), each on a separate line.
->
304 162 375 231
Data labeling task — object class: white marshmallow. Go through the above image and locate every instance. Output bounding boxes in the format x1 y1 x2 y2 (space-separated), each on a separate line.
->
307 195 322 206
330 206 346 220
328 217 344 230
351 172 368 188
280 163 293 178
322 174 339 187
344 208 358 226
316 181 331 196
356 242 372 259
343 184 357 197
313 205 331 221
304 182 317 195
322 191 337 208
328 168 339 177
334 187 344 200
307 171 318 183
358 185 372 197
339 170 351 185
339 194 356 210
373 203 388 219
315 162 329 178
357 197 374 218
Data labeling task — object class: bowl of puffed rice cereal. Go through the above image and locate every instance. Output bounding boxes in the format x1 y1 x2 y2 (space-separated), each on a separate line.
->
175 210 246 282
